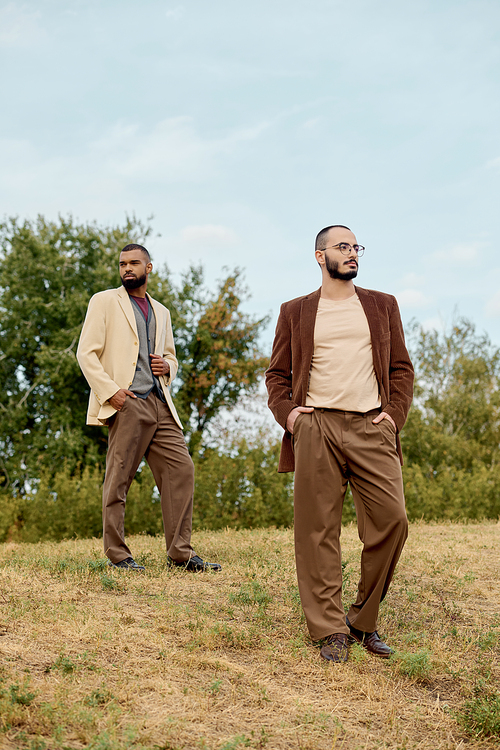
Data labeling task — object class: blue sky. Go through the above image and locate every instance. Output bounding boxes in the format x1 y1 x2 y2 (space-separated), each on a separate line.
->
2 0 500 351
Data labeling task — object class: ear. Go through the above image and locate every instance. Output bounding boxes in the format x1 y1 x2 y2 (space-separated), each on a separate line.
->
315 249 325 266
146 262 153 274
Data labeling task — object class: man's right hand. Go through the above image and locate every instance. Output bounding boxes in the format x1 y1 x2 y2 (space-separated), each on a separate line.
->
286 406 314 434
108 389 137 411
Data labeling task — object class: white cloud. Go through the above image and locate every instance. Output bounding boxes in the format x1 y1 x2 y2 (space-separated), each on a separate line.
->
179 225 239 247
0 114 278 224
431 242 482 264
88 117 215 183
165 6 184 20
0 3 45 47
397 272 425 287
484 291 500 318
420 315 447 333
486 157 500 170
83 116 272 185
396 289 431 309
0 137 38 169
301 118 321 130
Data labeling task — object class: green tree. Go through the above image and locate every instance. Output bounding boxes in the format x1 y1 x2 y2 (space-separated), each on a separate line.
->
0 215 269 496
170 265 270 453
402 318 500 520
0 214 151 493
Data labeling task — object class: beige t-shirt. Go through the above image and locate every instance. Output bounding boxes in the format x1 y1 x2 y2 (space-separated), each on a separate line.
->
305 294 381 412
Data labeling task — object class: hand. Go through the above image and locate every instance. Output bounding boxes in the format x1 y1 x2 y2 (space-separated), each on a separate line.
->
150 354 170 377
108 389 137 411
286 406 314 434
372 411 396 430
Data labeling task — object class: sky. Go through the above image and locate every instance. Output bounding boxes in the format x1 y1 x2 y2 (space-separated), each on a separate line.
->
1 0 500 354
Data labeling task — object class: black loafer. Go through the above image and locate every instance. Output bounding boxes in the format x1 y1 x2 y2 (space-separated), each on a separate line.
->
168 554 221 572
346 616 393 658
108 556 145 572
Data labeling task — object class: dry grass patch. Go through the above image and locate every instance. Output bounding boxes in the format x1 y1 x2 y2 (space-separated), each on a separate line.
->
0 522 499 749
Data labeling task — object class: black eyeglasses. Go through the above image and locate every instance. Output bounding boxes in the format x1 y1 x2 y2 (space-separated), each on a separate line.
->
322 243 365 257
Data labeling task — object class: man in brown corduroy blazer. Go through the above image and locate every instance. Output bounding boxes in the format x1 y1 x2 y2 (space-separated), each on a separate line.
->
266 225 414 663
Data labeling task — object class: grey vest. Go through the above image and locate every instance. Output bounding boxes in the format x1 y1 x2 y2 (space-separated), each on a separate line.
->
130 298 164 400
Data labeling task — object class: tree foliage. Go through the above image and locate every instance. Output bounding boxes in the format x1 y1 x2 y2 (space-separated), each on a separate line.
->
402 318 500 520
171 265 270 453
0 214 144 493
0 215 269 494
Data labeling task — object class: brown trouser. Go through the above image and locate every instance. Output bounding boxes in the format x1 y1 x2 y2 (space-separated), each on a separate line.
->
102 393 194 564
293 408 408 640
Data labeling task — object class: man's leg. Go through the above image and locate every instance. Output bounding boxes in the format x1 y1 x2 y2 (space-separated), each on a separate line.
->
293 409 349 641
145 396 195 562
102 398 157 563
343 412 408 633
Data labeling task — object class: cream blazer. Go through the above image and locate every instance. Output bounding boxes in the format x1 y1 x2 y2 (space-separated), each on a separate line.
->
76 286 182 428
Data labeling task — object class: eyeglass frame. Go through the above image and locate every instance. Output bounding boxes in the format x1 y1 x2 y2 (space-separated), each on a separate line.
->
321 243 365 257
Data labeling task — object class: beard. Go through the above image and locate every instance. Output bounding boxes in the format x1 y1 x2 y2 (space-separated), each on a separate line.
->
121 273 147 290
325 255 358 281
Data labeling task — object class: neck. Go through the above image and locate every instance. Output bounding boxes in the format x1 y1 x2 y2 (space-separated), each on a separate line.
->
320 276 356 301
126 285 148 299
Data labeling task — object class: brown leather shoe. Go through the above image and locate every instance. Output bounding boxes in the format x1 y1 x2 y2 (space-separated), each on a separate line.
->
320 633 349 663
346 617 393 658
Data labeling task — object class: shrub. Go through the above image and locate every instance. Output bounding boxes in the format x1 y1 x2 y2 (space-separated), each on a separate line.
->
395 649 433 680
192 438 293 530
458 692 500 738
403 461 500 521
0 438 293 543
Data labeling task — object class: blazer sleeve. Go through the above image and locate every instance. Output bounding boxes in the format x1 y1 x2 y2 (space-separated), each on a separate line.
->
76 294 120 405
383 297 414 431
265 304 299 430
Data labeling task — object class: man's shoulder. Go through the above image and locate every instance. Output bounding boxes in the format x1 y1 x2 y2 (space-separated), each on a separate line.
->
356 286 397 307
89 287 122 304
280 289 321 313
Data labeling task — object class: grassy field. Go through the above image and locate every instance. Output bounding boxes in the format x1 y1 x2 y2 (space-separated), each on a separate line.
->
0 521 499 750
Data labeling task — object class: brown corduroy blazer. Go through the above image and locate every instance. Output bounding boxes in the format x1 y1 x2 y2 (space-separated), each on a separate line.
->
265 286 414 472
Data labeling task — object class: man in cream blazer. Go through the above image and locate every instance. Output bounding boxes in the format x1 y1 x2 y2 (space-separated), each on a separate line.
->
77 244 221 573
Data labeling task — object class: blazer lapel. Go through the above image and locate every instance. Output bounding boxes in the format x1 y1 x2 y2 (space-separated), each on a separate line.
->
300 289 321 384
148 295 163 351
356 286 383 380
117 287 139 337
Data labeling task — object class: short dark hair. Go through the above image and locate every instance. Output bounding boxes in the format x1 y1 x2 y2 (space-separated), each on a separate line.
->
315 225 351 253
120 243 151 262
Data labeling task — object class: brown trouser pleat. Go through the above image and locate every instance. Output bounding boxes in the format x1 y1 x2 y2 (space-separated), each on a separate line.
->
293 409 408 640
102 393 194 564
